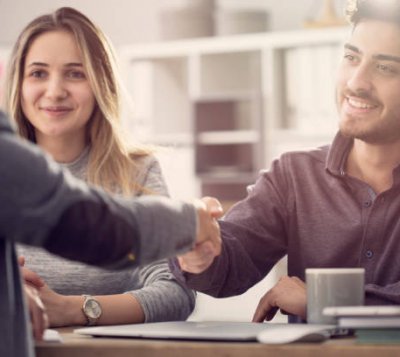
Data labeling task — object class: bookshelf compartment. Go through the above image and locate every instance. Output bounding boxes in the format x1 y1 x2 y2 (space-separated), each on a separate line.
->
195 143 255 174
199 51 261 95
126 58 191 144
119 27 349 200
194 99 256 132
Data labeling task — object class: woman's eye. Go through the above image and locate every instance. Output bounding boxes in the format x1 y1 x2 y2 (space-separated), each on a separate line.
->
30 70 47 78
67 71 86 79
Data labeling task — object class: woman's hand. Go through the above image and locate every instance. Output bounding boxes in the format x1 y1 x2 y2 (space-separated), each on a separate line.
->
24 284 48 340
19 256 84 327
19 256 45 289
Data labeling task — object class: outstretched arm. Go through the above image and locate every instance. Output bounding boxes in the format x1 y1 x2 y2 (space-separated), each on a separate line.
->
0 112 218 269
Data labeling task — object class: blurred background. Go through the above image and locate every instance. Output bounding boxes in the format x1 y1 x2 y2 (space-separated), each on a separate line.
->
0 0 347 45
0 0 349 322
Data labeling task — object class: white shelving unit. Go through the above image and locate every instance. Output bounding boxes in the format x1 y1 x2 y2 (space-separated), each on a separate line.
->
0 47 11 110
119 26 349 205
119 28 350 322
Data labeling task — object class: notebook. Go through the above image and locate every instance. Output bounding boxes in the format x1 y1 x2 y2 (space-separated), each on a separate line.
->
74 321 338 343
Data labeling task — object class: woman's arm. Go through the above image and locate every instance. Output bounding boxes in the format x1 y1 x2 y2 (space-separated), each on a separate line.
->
38 286 145 326
19 154 196 326
125 155 196 322
128 261 196 322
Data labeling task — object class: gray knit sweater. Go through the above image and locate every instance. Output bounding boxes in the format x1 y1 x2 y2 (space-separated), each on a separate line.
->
18 148 195 322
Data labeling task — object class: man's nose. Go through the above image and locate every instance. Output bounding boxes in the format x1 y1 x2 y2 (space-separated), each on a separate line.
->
347 63 373 95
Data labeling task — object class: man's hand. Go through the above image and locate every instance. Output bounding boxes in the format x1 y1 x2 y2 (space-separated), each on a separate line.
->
252 276 306 322
24 284 48 341
178 197 223 274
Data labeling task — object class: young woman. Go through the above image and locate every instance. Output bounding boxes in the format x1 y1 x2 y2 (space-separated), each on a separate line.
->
4 7 195 327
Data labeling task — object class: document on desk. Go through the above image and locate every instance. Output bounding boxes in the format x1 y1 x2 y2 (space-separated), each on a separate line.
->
43 329 63 343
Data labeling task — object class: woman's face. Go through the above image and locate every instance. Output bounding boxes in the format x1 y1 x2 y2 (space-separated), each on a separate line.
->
21 30 95 144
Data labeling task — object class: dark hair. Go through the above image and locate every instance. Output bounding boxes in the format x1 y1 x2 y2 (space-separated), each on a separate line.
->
346 0 400 25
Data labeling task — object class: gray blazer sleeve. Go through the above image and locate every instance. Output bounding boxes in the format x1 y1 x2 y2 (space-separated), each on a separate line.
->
0 112 197 269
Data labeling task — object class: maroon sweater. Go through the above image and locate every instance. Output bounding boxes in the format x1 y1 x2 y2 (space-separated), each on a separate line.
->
172 132 400 306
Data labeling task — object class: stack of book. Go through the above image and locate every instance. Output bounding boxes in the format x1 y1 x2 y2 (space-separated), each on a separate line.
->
356 329 400 344
323 305 400 344
337 315 400 329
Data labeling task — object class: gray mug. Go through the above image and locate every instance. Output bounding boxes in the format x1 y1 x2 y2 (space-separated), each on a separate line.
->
306 268 365 324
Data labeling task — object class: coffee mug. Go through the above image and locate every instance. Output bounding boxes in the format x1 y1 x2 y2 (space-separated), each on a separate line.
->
306 268 365 324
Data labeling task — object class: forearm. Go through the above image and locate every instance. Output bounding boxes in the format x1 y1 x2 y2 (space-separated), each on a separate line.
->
130 282 195 322
1 128 197 268
171 231 274 298
60 294 144 327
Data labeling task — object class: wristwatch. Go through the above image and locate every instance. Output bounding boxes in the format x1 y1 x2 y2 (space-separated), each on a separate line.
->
82 295 102 326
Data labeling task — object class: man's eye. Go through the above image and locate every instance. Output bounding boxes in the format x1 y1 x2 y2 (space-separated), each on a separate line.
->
344 54 355 62
377 64 396 74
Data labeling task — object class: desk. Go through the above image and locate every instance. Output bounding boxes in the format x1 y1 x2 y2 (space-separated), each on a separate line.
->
36 328 400 357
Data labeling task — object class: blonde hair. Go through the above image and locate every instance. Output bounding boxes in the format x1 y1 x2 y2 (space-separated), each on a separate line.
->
5 7 150 196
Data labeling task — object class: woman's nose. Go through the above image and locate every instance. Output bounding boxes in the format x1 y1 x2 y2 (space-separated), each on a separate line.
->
45 76 68 100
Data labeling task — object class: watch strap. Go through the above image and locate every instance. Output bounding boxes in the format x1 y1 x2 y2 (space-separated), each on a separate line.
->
82 294 102 326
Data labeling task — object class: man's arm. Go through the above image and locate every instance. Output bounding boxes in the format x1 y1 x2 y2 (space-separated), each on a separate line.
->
365 283 400 305
171 167 289 298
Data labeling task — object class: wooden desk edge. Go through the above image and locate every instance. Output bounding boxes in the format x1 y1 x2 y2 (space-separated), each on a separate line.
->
36 329 400 357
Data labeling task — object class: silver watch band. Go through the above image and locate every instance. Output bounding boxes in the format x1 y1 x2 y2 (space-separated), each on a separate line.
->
82 294 102 326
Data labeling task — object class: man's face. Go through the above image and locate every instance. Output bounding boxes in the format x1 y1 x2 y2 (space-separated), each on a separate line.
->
336 19 400 144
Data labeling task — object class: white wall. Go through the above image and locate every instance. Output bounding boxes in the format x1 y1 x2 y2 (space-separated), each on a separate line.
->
0 0 347 46
0 0 160 46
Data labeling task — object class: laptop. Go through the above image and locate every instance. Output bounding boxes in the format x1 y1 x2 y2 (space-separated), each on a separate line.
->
74 321 338 343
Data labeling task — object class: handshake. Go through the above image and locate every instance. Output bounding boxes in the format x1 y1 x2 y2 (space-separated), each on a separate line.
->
179 197 224 274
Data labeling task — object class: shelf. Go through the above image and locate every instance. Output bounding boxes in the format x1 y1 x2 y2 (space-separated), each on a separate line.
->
197 130 259 145
198 171 257 182
119 27 349 60
152 133 193 146
193 91 259 102
118 27 349 203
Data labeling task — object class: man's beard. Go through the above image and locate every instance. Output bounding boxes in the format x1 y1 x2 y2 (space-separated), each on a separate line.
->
339 113 400 145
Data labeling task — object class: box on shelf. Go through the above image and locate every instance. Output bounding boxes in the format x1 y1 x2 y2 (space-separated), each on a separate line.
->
215 9 269 36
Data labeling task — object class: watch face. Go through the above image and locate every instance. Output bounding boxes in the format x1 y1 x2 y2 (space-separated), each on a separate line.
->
85 299 102 318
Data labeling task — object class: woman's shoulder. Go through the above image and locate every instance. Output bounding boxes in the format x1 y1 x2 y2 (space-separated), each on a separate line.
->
129 152 160 172
128 152 168 196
